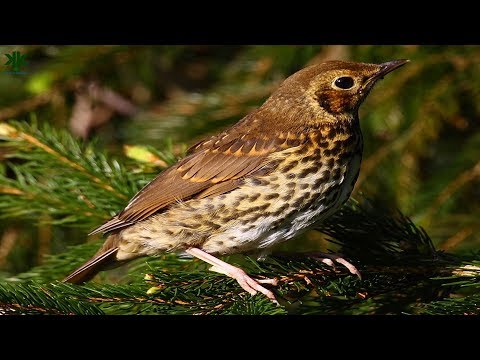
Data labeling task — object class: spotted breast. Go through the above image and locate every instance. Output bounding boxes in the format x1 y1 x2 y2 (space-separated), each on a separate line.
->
204 120 363 254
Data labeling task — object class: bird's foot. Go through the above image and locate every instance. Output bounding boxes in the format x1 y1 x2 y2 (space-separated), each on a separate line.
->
185 248 279 305
306 252 361 279
210 265 279 304
255 277 279 285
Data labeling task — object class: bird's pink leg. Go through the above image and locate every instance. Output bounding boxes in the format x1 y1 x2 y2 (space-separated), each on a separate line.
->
185 248 279 304
307 252 362 279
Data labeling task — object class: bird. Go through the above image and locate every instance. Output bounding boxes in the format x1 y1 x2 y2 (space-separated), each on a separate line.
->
64 59 409 303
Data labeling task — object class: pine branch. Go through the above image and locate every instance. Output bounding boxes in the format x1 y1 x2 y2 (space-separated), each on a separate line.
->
0 282 103 315
0 253 477 315
316 198 438 264
0 120 171 230
420 294 480 315
6 240 103 283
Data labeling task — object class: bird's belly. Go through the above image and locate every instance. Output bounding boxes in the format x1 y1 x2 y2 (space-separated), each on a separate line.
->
202 155 360 254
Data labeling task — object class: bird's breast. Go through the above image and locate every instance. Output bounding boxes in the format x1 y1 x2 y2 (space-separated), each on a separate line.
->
202 129 363 253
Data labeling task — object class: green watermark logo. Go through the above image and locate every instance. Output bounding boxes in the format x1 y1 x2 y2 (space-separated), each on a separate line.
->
4 51 28 74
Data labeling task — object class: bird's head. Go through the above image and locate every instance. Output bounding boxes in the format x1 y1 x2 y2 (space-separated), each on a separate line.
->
262 59 409 127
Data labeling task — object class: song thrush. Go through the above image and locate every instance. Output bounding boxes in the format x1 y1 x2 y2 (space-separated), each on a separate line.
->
64 59 409 303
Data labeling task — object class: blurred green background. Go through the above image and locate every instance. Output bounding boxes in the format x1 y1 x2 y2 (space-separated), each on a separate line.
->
0 45 479 277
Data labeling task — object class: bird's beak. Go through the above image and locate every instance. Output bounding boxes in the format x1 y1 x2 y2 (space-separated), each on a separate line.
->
360 59 409 95
372 59 410 81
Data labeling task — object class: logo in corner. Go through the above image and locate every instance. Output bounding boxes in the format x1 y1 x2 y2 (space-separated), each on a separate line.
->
4 51 28 74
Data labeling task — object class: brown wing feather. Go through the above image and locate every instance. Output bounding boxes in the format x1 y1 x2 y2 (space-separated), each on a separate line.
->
90 132 297 235
63 247 118 284
89 216 133 235
195 180 241 199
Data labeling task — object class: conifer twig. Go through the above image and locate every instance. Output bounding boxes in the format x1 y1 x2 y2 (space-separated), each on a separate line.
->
1 123 123 197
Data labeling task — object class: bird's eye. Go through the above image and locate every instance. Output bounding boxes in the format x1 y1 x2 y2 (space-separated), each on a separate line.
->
333 76 355 90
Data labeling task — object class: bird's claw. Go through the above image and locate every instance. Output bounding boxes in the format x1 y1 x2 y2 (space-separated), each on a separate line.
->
310 252 362 279
209 264 279 305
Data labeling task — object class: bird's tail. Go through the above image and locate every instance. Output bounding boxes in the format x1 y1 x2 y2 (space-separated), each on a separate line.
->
63 234 122 284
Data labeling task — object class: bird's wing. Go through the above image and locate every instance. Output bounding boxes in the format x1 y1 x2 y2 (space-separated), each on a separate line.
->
90 133 301 235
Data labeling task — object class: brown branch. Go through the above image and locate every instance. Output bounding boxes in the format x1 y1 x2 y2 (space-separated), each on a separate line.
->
0 93 54 122
0 227 19 266
0 79 79 122
440 227 474 251
0 303 70 315
355 118 426 190
421 161 480 227
0 186 24 195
